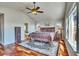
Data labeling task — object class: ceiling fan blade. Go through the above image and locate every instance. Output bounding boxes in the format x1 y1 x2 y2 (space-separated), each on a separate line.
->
27 12 31 14
37 11 43 13
26 7 31 10
36 7 40 10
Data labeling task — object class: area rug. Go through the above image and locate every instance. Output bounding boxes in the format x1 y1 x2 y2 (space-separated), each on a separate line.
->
19 41 59 56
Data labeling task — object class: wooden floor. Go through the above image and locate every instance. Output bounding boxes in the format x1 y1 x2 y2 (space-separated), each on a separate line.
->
58 39 69 56
4 44 47 56
0 37 69 56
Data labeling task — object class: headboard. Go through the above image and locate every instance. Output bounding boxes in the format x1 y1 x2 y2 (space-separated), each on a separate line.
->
40 27 55 32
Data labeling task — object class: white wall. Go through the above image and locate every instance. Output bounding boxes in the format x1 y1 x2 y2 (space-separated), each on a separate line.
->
35 19 63 32
0 6 36 45
36 19 63 27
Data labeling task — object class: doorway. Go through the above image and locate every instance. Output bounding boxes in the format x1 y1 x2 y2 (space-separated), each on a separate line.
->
0 14 4 45
15 27 21 44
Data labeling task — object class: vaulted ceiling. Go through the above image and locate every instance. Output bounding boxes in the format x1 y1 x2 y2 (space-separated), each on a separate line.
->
0 2 66 23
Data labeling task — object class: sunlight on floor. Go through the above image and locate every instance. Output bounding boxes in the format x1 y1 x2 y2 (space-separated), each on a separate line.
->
58 40 69 56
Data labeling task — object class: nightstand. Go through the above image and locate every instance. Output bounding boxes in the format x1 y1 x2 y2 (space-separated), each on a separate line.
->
24 33 31 42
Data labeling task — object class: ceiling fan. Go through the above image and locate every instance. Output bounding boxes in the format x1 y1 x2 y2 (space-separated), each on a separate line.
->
26 2 44 15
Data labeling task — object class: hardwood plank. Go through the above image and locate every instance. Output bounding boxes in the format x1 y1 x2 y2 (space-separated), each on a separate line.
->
4 44 47 56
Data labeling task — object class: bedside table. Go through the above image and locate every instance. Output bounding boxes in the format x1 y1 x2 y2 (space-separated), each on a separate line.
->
24 33 31 42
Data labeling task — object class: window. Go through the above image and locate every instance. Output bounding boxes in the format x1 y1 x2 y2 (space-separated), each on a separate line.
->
66 5 77 52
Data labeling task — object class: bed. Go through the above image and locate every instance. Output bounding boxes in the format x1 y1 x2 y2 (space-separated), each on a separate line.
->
29 27 55 43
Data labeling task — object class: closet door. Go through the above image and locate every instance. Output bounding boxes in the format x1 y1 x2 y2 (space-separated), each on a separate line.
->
15 27 21 43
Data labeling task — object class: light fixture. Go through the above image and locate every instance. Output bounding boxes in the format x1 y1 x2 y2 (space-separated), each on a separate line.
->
26 2 43 15
32 11 37 15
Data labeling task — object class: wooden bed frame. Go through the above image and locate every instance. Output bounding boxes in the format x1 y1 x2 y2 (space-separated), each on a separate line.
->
40 27 55 32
